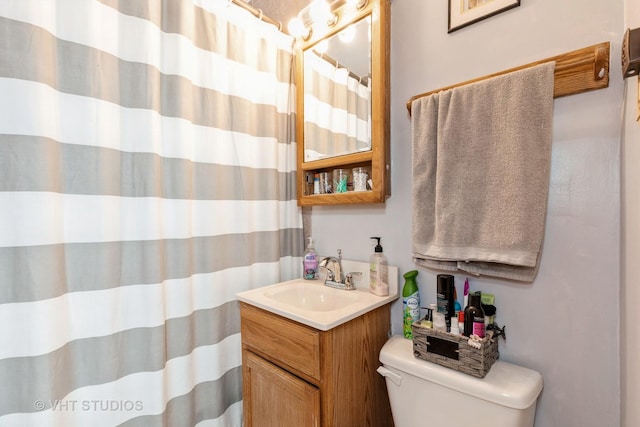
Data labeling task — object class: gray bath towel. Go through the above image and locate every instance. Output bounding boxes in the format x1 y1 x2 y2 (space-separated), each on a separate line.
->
411 62 555 282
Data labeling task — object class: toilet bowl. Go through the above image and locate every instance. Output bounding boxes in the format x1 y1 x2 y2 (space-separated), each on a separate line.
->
378 335 543 427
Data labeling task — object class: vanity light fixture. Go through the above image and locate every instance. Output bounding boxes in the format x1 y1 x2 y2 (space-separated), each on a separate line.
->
289 0 368 40
326 12 339 28
347 0 369 10
310 0 336 26
287 16 310 39
314 0 339 28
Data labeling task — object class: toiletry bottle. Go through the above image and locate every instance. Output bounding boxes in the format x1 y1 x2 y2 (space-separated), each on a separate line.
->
420 306 433 328
369 237 389 296
429 303 437 315
432 312 447 332
450 317 460 335
420 304 436 328
481 293 496 325
463 292 486 337
402 270 420 339
436 274 455 332
463 278 470 309
303 237 318 280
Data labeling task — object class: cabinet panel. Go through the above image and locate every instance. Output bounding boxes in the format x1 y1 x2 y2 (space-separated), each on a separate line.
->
320 306 394 427
243 350 320 427
240 302 394 427
240 302 321 381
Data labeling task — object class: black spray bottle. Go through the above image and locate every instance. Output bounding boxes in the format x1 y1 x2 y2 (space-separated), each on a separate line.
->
436 274 455 332
463 292 486 337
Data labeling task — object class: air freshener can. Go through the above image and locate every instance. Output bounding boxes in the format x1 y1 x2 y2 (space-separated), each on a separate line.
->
402 270 420 339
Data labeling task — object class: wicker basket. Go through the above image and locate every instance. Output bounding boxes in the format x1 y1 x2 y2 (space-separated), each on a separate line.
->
411 319 499 378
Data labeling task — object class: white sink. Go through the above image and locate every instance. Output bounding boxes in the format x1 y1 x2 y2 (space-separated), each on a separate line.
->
236 260 398 331
263 281 360 312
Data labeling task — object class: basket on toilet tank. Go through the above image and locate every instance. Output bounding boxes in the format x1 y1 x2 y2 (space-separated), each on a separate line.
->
412 319 499 378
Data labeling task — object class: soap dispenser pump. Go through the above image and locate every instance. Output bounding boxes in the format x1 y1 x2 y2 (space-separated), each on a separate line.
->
369 237 389 296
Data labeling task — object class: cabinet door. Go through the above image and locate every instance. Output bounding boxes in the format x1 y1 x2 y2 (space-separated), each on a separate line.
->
240 302 321 383
243 350 320 427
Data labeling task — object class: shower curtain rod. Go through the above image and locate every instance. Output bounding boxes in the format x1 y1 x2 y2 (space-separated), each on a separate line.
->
310 50 370 84
231 0 282 31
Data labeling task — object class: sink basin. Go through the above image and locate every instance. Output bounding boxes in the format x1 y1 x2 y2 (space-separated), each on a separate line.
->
237 260 399 331
264 282 360 312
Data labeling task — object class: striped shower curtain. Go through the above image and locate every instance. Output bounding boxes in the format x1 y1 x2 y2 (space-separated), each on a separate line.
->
0 1 302 426
303 52 371 161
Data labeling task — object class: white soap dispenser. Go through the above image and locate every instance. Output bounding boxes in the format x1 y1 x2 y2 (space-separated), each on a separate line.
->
369 237 389 296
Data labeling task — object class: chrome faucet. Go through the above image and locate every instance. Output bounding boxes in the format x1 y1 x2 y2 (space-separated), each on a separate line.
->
318 249 361 290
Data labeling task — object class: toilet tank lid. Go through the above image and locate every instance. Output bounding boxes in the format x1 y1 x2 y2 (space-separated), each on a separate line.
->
379 335 543 410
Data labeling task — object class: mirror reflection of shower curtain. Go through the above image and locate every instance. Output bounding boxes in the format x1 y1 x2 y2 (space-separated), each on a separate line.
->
0 1 302 426
304 53 371 161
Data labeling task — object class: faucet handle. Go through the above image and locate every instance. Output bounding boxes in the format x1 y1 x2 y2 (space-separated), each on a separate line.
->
344 272 362 290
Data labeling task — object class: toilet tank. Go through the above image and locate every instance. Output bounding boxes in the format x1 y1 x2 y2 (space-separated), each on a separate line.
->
378 335 543 427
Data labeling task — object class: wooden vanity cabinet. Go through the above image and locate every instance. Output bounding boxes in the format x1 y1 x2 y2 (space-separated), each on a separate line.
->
240 302 393 427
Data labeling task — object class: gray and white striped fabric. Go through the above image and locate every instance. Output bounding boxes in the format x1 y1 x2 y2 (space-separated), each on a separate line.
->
0 1 302 426
303 52 371 161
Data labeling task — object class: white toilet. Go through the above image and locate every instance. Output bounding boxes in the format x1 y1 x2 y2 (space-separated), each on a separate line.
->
378 335 543 427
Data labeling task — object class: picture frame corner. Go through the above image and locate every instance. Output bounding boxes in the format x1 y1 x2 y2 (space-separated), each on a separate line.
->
447 0 521 34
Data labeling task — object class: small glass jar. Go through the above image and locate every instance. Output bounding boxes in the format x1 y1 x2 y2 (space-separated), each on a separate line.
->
313 174 320 195
352 167 368 191
307 172 316 195
332 169 350 193
319 172 331 194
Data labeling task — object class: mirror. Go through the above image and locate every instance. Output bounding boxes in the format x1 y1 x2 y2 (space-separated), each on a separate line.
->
303 16 372 161
295 0 390 205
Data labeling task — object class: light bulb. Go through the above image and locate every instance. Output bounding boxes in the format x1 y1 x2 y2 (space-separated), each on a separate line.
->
287 17 305 37
338 25 355 43
310 0 331 23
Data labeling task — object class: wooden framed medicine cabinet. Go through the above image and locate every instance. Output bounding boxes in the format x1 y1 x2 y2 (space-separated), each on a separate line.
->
295 0 391 206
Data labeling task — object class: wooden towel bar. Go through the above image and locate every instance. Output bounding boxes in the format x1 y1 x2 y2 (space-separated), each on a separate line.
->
406 42 610 114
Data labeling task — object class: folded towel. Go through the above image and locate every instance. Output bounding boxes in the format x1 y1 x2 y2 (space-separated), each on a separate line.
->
411 62 555 282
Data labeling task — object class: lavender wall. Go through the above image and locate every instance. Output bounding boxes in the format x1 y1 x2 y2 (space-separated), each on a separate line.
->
310 0 624 425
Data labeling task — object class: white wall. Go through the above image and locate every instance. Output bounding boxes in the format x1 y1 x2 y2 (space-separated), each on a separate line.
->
621 1 640 426
309 0 624 425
